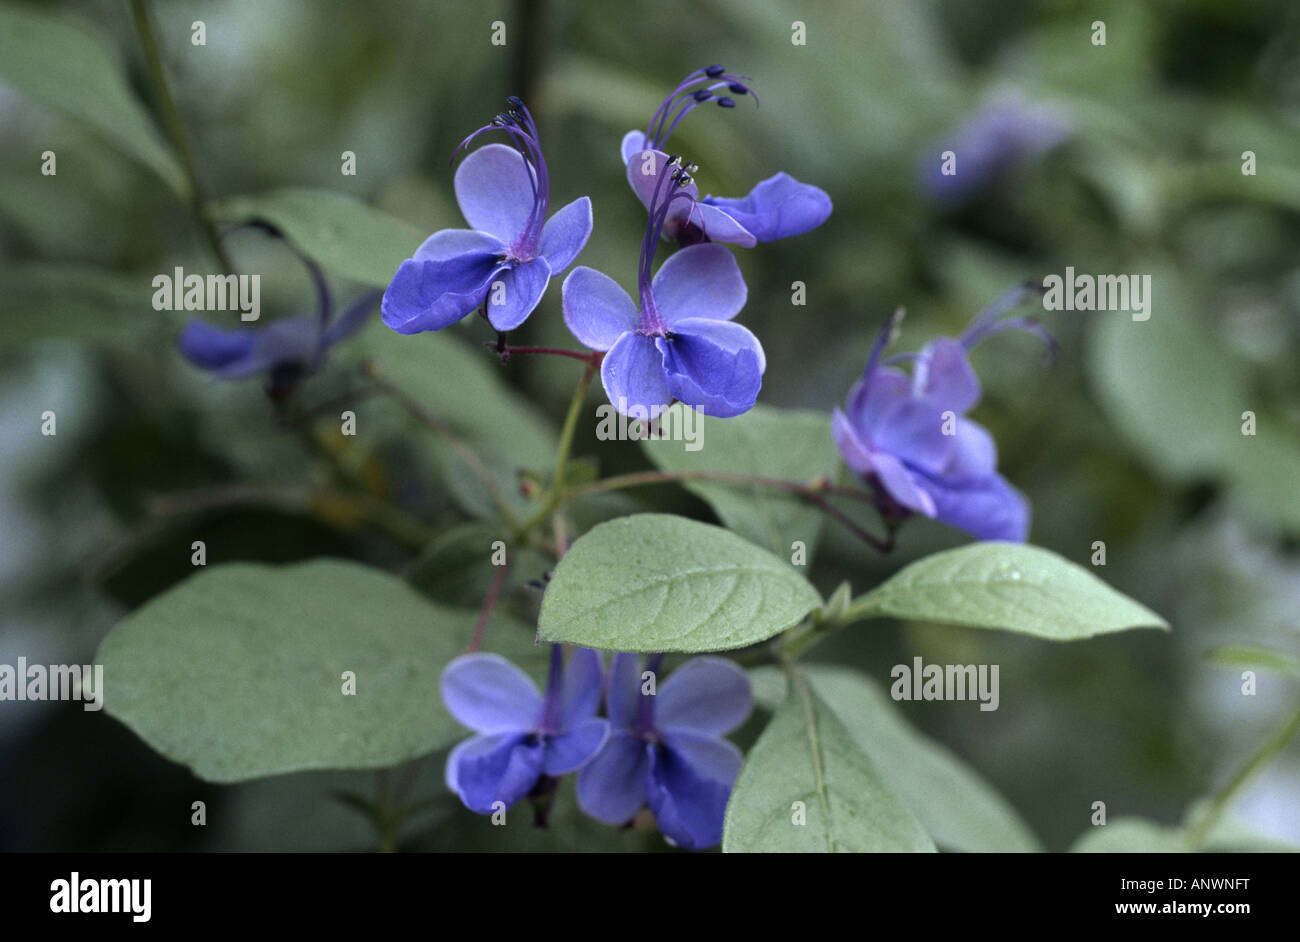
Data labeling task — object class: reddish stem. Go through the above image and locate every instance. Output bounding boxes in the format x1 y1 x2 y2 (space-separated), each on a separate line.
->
467 558 512 653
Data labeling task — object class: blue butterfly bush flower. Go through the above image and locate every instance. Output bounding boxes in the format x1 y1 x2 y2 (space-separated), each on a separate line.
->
577 652 752 850
620 65 832 246
382 97 593 334
563 157 764 418
922 95 1070 205
832 287 1053 542
177 289 377 395
441 645 608 813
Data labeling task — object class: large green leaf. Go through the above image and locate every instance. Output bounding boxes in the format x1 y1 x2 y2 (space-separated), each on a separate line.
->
96 558 538 783
537 514 821 652
211 189 426 286
0 3 186 195
751 665 1040 852
1070 817 1188 853
723 668 935 852
638 404 839 561
843 542 1169 640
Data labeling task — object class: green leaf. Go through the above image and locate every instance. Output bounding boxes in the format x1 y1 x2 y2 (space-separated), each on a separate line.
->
537 514 822 653
211 189 426 286
0 3 186 195
96 559 538 783
750 665 1041 852
843 542 1169 640
723 668 935 852
638 404 840 560
1070 817 1189 853
1207 645 1300 680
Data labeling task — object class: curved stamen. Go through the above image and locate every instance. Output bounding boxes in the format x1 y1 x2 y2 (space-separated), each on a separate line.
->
644 66 758 151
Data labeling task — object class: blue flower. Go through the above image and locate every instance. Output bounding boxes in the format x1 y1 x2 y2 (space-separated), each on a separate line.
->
441 645 608 814
620 65 831 246
832 287 1053 542
577 652 752 850
177 289 376 394
921 96 1069 205
563 159 763 419
382 99 592 335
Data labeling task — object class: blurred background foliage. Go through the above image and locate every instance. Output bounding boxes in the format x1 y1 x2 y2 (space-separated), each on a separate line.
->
1 0 1299 851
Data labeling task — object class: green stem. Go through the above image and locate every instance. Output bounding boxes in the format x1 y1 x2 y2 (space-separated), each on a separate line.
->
551 364 596 498
129 0 234 272
1186 702 1300 848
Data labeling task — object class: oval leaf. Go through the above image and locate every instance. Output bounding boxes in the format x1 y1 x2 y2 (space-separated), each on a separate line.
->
96 558 537 783
723 668 935 853
211 189 425 286
537 514 821 652
844 542 1169 640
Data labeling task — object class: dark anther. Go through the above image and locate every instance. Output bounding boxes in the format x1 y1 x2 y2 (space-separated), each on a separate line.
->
705 64 725 77
684 161 699 173
667 154 682 166
717 97 736 108
728 83 748 94
692 89 712 102
506 95 524 107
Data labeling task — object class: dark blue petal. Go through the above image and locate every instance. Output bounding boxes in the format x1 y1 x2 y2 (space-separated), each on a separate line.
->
178 320 256 371
646 732 742 849
657 319 764 418
911 470 1030 542
381 252 504 335
483 256 551 332
558 647 604 728
445 732 546 814
604 651 642 732
702 172 832 241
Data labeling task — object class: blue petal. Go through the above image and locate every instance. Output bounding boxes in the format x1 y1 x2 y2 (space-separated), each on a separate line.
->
620 129 648 165
847 366 909 436
912 338 981 413
656 657 752 737
870 450 938 517
440 653 542 734
558 647 604 728
454 143 537 244
657 318 764 418
870 397 955 474
646 732 742 849
576 731 651 825
483 256 551 331
562 266 638 351
600 330 671 419
543 717 610 776
913 470 1030 542
539 196 593 274
832 408 876 479
944 417 998 477
446 732 545 813
381 253 503 334
650 244 747 327
178 320 256 371
680 202 757 247
702 172 832 242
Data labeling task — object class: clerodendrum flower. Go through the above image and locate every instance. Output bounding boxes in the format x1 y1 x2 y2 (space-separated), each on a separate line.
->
441 646 608 814
563 157 764 419
620 65 832 246
576 653 752 850
382 98 593 334
177 289 377 395
832 287 1054 542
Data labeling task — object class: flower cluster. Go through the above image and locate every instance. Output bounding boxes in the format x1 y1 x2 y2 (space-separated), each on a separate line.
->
831 286 1053 542
379 66 830 421
441 646 752 850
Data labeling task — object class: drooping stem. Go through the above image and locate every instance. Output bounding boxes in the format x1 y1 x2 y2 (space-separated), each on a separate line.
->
1186 702 1300 849
129 0 234 273
490 344 602 365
